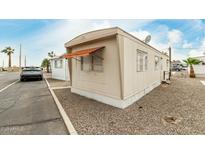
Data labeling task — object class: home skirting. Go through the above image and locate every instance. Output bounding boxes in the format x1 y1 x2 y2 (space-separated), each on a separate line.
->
71 81 161 109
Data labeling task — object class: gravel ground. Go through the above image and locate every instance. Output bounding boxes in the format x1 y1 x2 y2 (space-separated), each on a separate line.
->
54 77 205 135
46 78 70 88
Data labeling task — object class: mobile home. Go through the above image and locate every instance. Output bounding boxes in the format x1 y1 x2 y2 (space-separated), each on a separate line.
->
64 27 170 109
50 56 70 81
189 56 205 77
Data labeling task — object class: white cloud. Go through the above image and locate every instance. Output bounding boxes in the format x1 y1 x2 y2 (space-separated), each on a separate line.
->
188 38 205 57
130 30 151 41
1 19 156 66
189 19 205 30
168 29 183 45
182 41 192 48
130 28 188 61
172 48 187 60
201 38 205 48
19 19 154 66
1 19 204 66
188 49 202 57
92 20 112 30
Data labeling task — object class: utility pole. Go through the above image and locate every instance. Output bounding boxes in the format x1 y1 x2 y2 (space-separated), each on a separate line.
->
19 44 22 68
24 55 26 67
168 46 171 80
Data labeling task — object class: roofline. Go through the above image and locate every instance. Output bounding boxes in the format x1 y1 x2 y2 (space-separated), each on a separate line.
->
49 53 66 60
65 27 119 46
64 27 169 57
116 27 167 56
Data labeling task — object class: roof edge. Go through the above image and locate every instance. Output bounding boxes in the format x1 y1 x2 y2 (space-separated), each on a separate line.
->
64 26 169 57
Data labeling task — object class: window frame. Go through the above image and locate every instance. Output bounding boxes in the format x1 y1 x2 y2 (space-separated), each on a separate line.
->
136 49 148 72
166 59 169 68
54 59 63 69
154 56 160 71
80 49 104 72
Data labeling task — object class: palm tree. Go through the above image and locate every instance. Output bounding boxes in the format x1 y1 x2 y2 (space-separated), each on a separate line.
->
41 58 50 73
183 57 201 78
1 47 14 67
48 51 55 58
48 51 55 73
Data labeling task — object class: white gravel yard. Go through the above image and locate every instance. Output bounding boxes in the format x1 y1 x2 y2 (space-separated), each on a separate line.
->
54 76 205 135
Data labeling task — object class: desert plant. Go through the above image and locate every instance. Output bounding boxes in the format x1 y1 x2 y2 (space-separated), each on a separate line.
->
183 57 201 78
1 47 14 67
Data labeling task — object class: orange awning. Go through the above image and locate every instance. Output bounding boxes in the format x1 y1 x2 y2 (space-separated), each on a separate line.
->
64 46 104 59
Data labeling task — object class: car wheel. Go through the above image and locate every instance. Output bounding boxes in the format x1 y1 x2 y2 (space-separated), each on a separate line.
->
20 78 24 82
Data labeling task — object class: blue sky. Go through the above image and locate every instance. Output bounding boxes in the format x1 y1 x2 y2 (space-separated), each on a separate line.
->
1 19 205 67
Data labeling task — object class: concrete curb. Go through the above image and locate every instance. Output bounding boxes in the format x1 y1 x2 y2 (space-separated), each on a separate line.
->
45 78 78 135
51 86 71 90
0 80 19 93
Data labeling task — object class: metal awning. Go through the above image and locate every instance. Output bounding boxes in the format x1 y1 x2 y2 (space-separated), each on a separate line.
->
64 46 104 59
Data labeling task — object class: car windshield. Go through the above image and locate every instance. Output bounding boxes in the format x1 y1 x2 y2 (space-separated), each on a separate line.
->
22 67 41 71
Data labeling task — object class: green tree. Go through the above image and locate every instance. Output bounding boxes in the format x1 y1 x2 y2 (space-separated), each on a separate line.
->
41 58 50 73
183 57 201 78
1 47 15 67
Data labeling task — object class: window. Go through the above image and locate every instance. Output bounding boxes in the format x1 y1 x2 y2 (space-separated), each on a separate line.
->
155 56 160 70
166 59 169 68
92 51 104 72
54 60 57 68
59 60 63 68
81 56 92 71
144 55 148 71
81 50 104 72
54 59 63 68
136 50 148 72
161 58 163 70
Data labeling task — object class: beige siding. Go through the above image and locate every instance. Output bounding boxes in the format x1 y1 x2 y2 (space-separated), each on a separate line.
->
122 36 169 99
66 27 170 107
71 37 122 99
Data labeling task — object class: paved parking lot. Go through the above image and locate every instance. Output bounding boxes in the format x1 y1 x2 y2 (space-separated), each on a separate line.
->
0 72 19 90
0 72 68 135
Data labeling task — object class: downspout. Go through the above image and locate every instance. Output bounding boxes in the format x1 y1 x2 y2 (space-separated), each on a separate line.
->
116 34 124 100
67 47 72 86
168 46 171 80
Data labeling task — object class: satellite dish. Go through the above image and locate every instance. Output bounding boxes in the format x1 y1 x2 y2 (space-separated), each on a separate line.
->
144 35 151 44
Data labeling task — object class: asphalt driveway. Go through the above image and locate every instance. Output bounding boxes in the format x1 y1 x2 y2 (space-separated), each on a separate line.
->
0 72 19 90
0 72 67 135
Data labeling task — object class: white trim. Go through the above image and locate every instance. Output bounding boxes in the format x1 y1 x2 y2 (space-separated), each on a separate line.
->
200 80 205 86
0 80 19 93
71 81 161 109
45 78 77 135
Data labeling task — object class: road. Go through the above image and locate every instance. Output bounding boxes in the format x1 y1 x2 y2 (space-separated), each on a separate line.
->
0 72 68 134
